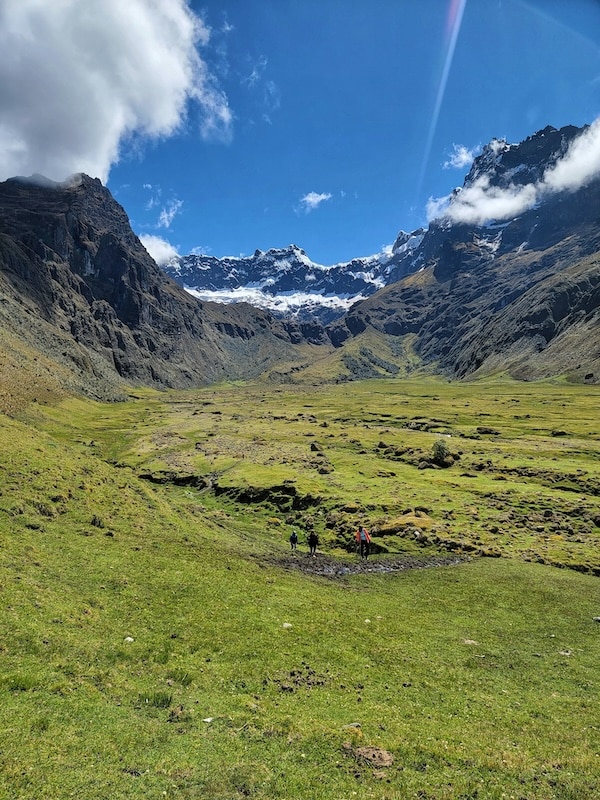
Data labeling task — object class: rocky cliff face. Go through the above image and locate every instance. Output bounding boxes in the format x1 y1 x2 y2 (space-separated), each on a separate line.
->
0 174 311 397
327 125 600 381
163 233 425 324
0 123 598 397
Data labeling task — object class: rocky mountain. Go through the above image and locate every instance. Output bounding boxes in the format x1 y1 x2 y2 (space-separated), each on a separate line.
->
328 124 600 382
0 123 598 403
163 232 425 324
0 174 320 402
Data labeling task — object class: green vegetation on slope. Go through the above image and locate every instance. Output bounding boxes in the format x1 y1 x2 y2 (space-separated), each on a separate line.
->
1 377 600 799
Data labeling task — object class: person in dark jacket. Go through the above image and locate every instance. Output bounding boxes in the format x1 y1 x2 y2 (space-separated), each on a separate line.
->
355 525 371 559
308 531 319 556
290 530 298 551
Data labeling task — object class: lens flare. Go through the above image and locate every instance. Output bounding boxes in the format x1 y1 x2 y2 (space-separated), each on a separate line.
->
417 0 467 200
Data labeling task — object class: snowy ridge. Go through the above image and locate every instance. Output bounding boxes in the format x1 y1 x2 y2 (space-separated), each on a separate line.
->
186 286 363 316
163 240 424 323
162 125 589 323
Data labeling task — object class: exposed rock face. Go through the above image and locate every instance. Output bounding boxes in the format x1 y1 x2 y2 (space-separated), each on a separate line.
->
163 233 425 324
0 122 598 395
328 125 600 381
0 174 306 396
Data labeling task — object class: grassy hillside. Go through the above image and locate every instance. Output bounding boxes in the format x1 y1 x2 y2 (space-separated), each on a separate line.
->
1 378 600 799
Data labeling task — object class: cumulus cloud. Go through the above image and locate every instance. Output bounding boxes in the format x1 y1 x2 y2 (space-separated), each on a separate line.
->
139 235 179 266
427 175 538 225
428 117 600 225
299 192 333 213
0 0 232 183
542 117 600 192
444 144 478 169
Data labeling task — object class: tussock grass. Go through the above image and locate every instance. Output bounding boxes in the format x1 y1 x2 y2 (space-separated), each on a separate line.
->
1 377 600 798
0 329 67 414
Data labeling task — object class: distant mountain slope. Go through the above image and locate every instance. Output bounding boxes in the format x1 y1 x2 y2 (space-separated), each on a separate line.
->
0 123 598 402
327 125 600 382
163 232 425 324
0 174 316 401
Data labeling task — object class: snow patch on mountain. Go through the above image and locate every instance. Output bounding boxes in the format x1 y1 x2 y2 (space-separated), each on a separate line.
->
163 240 425 322
186 286 362 316
164 126 595 322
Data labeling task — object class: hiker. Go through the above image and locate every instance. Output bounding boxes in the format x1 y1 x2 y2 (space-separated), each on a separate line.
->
290 530 298 551
308 531 319 556
355 524 371 559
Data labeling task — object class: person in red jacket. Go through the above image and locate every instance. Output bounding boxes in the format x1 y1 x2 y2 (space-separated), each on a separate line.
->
355 524 371 559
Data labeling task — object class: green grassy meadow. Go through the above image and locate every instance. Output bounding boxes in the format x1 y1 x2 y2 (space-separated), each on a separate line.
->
1 377 600 799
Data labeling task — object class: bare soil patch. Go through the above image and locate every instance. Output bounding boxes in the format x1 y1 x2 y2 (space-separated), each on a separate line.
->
257 550 466 579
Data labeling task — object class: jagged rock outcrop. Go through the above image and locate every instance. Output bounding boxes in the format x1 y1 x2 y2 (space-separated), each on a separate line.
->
163 233 425 324
328 125 600 382
0 174 312 397
1 123 598 397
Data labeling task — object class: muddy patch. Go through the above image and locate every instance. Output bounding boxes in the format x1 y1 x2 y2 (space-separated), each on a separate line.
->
256 551 466 579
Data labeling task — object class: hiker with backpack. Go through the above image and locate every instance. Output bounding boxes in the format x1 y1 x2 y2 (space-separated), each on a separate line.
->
308 530 319 556
289 530 298 551
355 524 371 559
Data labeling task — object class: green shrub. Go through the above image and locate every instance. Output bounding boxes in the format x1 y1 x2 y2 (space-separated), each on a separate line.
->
431 438 451 465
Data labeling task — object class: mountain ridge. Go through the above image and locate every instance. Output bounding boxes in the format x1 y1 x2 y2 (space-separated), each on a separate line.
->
163 232 425 324
0 121 598 406
328 123 600 381
0 173 320 404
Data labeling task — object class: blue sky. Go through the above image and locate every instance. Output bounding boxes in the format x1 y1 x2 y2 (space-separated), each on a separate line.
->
1 1 600 265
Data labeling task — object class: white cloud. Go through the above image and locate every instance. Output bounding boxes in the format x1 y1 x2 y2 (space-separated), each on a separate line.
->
428 117 600 225
242 57 280 126
243 55 268 88
0 0 232 183
299 192 333 213
542 116 600 192
444 144 478 169
428 175 538 225
144 184 162 210
140 235 179 265
158 199 184 228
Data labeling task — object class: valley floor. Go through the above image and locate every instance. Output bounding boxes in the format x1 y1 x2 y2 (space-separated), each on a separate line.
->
1 376 600 799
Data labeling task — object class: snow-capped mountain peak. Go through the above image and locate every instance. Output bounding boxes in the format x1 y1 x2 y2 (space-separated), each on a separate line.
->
162 124 594 323
163 238 424 323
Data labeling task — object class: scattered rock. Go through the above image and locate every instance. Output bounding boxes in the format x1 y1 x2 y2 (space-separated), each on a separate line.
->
355 746 394 767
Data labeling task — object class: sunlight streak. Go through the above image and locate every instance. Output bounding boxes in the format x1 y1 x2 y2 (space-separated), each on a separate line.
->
417 0 467 201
